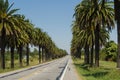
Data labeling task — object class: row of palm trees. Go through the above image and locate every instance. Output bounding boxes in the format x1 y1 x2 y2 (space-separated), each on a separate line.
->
71 0 114 67
0 0 67 69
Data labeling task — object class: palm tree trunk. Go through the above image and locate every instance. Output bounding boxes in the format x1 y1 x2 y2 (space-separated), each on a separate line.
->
77 47 81 59
44 49 47 61
95 24 100 67
84 48 87 64
114 0 120 68
19 45 23 67
26 44 29 66
1 26 6 69
11 46 15 68
87 45 89 64
84 44 89 64
117 20 120 68
42 47 44 62
1 46 5 69
90 43 94 67
45 50 48 61
43 48 46 62
79 49 82 59
41 47 43 63
46 50 50 61
38 45 41 63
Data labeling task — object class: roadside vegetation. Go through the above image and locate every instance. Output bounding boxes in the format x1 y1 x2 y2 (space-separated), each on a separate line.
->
0 0 67 72
71 0 120 80
73 58 120 80
0 49 46 73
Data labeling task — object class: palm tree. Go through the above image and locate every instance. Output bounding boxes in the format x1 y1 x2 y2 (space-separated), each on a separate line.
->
0 0 20 69
92 0 114 67
17 33 29 67
45 36 53 61
14 15 30 67
23 19 34 66
71 22 83 58
114 0 120 68
74 0 114 67
34 28 43 63
42 32 50 62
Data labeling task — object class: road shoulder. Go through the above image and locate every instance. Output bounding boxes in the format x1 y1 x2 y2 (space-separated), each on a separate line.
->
63 57 82 80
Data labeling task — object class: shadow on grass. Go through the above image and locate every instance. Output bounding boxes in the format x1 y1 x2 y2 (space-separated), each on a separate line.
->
74 63 90 71
74 63 110 78
83 71 108 78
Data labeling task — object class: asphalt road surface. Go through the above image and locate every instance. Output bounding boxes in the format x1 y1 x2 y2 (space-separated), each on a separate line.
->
63 57 80 80
0 56 69 80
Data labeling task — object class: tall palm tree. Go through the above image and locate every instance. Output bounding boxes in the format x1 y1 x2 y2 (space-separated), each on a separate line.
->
0 0 20 69
45 36 53 61
71 22 82 58
91 0 114 67
23 19 34 66
34 28 43 63
74 0 114 67
17 33 29 67
114 0 120 68
14 15 30 67
42 32 50 62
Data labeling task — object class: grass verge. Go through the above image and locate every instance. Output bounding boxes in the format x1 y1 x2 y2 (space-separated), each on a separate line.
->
0 56 54 73
73 58 120 80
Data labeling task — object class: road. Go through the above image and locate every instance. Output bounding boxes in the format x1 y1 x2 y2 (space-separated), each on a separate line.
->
0 56 69 80
63 57 81 80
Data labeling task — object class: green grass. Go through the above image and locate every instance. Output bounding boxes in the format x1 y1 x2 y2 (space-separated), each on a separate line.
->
0 56 51 73
73 58 120 80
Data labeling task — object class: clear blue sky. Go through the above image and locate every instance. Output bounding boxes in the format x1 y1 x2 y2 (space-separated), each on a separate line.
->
9 0 117 53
